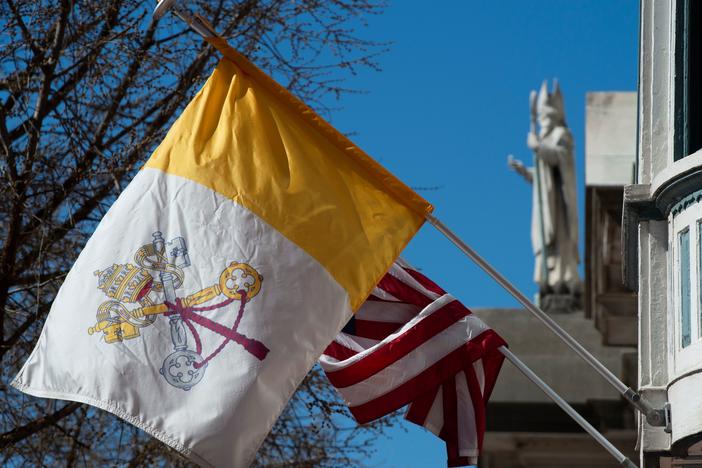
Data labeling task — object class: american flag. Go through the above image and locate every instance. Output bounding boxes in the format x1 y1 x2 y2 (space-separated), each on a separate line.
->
320 260 507 467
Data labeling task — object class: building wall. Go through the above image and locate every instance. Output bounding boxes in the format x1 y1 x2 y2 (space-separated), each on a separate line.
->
629 0 702 463
475 307 637 467
585 92 638 346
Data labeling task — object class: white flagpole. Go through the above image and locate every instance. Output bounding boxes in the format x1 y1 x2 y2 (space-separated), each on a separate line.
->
499 346 638 468
154 0 218 38
425 213 666 427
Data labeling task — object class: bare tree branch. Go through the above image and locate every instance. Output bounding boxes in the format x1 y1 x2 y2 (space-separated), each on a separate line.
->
0 402 81 448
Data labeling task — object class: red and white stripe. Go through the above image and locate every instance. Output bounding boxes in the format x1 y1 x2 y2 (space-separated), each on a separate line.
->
320 260 507 467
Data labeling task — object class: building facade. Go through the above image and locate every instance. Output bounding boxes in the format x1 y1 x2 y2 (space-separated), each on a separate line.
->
624 1 702 466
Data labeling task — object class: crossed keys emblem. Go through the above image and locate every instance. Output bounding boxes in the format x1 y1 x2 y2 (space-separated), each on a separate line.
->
88 231 269 390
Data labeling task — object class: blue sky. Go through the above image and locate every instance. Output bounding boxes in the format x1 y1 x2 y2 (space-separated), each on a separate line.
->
319 1 639 466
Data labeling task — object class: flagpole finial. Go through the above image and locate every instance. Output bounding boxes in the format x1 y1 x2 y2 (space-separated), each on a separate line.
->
152 0 219 39
153 0 177 19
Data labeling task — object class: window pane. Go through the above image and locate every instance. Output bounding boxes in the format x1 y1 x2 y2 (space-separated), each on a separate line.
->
674 0 702 158
681 229 692 348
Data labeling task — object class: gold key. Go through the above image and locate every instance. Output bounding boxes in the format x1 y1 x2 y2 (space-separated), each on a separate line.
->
88 262 263 343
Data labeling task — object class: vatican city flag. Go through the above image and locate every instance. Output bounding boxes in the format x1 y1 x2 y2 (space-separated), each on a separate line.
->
12 38 432 467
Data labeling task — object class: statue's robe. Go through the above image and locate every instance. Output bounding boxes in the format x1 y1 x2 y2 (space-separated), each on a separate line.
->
531 125 580 293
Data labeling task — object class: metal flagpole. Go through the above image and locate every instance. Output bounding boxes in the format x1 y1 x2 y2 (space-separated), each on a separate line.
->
153 0 218 38
425 212 667 427
499 346 638 468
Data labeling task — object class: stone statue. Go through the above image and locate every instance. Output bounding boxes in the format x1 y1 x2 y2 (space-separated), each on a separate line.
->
508 80 581 310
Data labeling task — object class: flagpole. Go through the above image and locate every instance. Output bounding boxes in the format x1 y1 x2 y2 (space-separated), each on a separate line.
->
499 346 637 468
425 213 666 428
153 0 218 38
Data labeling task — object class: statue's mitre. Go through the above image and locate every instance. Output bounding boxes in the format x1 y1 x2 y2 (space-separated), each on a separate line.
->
536 79 566 123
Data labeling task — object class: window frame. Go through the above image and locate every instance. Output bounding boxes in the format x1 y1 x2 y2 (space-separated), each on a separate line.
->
672 204 702 372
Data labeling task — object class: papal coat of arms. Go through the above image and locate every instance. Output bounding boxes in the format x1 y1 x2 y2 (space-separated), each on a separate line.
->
88 231 268 390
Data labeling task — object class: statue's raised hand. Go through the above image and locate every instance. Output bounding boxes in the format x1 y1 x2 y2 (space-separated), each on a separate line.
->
507 154 533 184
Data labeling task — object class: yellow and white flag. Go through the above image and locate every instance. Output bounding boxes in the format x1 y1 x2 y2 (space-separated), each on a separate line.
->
12 39 432 467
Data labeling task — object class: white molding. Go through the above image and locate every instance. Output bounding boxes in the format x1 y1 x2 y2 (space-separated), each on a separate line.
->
652 150 702 198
